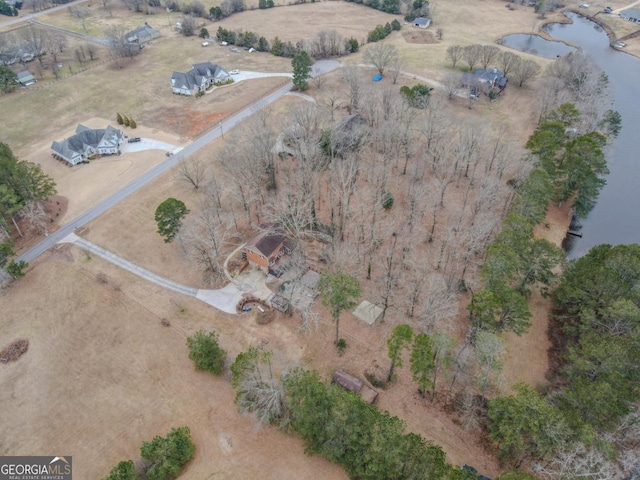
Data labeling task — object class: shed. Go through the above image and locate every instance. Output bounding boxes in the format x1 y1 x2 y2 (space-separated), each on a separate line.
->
332 369 378 404
17 71 37 86
413 17 432 28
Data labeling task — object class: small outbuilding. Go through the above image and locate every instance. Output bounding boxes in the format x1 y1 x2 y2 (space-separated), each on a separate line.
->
125 23 161 45
332 369 378 404
16 71 37 86
413 17 432 28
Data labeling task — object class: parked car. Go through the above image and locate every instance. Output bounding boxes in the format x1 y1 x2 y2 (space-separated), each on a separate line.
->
201 41 209 47
604 6 612 13
230 69 239 75
127 137 141 143
461 464 491 480
579 3 589 7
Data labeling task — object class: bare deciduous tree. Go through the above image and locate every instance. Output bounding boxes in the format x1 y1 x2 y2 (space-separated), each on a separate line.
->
462 44 482 71
497 50 520 76
389 55 404 85
177 157 207 190
511 58 541 87
479 45 500 69
364 43 399 76
442 73 461 100
20 25 48 65
342 63 362 112
106 25 139 67
446 45 463 69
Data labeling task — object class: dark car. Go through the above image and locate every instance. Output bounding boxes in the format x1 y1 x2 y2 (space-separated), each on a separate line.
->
604 6 612 13
461 464 491 480
127 137 141 143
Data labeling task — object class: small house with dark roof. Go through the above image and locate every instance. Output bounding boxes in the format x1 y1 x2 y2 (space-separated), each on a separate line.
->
170 62 230 96
413 17 432 28
125 23 160 45
462 68 508 96
51 124 124 166
243 225 294 273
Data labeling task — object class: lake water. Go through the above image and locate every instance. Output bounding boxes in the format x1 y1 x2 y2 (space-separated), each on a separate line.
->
544 12 640 258
499 33 576 58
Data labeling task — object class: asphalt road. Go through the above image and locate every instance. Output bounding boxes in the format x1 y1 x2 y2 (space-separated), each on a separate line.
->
0 0 89 29
16 59 340 265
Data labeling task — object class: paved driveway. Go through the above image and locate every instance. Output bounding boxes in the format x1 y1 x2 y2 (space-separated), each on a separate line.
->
121 139 182 154
61 233 243 314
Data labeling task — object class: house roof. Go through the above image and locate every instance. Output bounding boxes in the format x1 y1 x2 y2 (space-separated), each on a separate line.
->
476 68 507 87
192 62 228 79
125 24 160 43
51 125 124 162
171 63 229 91
413 17 431 26
245 231 287 257
171 71 201 91
16 71 36 84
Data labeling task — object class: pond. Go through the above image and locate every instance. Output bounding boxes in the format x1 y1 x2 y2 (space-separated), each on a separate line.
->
544 13 640 258
498 33 577 58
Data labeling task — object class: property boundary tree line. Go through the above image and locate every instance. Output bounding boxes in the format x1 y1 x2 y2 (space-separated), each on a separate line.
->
485 243 640 477
469 102 637 476
215 26 361 58
1 143 56 279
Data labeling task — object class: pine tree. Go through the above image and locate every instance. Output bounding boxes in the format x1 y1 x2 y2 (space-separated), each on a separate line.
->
123 115 130 127
130 118 137 129
116 112 124 125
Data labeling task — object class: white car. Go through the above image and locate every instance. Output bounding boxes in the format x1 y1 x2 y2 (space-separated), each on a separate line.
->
230 69 240 75
201 41 209 47
578 3 589 7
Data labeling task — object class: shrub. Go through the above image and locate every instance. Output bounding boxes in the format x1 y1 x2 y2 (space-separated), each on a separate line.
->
199 28 209 39
140 426 195 480
187 330 226 375
382 191 394 209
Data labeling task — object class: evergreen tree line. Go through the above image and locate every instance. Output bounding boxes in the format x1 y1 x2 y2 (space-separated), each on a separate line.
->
367 19 401 43
468 103 618 346
0 143 56 277
479 105 638 477
486 244 640 477
215 26 360 58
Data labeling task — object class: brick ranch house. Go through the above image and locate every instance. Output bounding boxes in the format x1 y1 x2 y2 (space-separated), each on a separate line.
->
242 226 295 274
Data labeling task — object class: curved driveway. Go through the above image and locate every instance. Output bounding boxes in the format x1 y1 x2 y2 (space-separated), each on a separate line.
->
63 233 243 314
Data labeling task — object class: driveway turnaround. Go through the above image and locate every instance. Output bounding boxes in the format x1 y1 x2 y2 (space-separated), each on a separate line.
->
61 233 243 314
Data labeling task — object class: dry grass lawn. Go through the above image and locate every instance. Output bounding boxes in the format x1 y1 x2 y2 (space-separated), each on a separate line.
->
0 250 348 479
